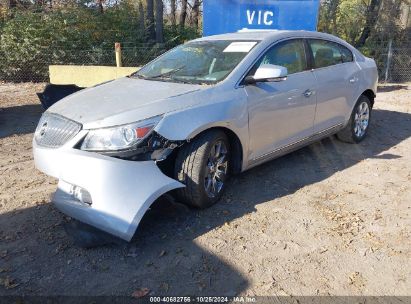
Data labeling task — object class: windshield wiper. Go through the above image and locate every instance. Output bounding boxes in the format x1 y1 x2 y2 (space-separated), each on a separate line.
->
146 66 186 79
131 66 209 84
130 74 146 79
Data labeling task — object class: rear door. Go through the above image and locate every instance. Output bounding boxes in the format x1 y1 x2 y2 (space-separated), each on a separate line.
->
307 39 361 133
244 39 317 162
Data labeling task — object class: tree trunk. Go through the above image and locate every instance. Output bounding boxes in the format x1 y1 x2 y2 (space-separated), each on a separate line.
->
138 0 145 34
146 0 156 42
179 0 187 30
322 0 339 33
155 0 163 43
97 0 104 13
5 0 17 9
355 0 382 47
329 0 339 34
170 0 176 27
192 0 200 30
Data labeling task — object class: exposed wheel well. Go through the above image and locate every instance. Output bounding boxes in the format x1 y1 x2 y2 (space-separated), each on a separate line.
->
362 89 375 108
156 127 244 178
191 127 243 175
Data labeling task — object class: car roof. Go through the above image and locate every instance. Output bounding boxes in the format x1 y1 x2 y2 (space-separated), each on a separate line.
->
195 30 295 41
192 30 361 56
194 30 349 45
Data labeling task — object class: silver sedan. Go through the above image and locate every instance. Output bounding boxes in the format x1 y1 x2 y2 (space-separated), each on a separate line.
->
33 30 378 241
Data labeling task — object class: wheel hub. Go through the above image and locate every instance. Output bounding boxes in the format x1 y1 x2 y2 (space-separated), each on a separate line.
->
354 101 370 138
204 140 228 198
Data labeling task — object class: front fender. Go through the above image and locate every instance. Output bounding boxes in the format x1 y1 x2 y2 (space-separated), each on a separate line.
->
154 89 249 168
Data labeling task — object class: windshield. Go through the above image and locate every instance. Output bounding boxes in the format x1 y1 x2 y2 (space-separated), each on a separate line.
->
134 40 258 84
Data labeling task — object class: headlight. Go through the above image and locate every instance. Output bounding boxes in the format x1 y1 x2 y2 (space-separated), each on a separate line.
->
80 116 162 151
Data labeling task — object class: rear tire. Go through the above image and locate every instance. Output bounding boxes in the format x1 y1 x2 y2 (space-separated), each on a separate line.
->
337 95 372 143
174 130 230 209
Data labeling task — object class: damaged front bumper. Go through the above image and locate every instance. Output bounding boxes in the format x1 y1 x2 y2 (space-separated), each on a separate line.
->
33 140 184 241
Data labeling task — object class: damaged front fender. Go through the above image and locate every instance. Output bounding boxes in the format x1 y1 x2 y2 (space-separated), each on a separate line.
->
33 144 184 241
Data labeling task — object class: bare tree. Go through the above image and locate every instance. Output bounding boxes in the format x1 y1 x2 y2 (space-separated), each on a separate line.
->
320 0 340 33
179 0 187 29
146 0 156 41
2 0 17 9
96 0 104 13
155 0 163 43
355 0 382 47
192 0 201 30
170 0 176 27
329 0 339 34
138 0 145 34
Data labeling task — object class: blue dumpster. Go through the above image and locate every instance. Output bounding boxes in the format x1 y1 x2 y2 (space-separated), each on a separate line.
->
203 0 320 36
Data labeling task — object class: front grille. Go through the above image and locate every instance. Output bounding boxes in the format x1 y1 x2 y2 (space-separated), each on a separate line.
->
34 113 82 148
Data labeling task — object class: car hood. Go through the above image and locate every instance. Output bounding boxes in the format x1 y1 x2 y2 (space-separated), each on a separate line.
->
47 77 205 128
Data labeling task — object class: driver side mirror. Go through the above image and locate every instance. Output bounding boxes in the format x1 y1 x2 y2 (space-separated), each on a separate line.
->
244 64 288 85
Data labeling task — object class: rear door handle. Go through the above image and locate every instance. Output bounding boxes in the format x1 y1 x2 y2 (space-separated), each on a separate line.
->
303 89 313 98
349 77 358 83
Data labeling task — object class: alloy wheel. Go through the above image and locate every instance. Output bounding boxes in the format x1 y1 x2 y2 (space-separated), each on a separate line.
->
354 101 370 138
204 140 228 198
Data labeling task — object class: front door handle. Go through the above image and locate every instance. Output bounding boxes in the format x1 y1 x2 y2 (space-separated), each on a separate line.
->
303 89 313 98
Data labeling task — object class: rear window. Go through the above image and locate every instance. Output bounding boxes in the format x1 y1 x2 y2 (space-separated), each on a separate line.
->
308 39 344 68
339 44 354 63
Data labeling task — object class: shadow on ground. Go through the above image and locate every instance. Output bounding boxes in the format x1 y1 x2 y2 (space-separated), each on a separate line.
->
0 104 43 138
377 84 409 93
0 109 411 296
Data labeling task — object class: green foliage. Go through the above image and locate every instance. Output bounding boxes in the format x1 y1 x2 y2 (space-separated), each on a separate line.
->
318 0 408 46
163 25 200 46
336 0 366 44
318 0 366 44
0 6 200 82
318 0 410 81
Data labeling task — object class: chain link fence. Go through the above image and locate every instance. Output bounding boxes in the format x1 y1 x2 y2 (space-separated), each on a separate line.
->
0 41 410 83
387 47 411 82
367 38 411 83
0 45 168 83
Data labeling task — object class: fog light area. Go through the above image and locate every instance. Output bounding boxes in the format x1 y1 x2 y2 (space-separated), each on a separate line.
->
70 185 92 205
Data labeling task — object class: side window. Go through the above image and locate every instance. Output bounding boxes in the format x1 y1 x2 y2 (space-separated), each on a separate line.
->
339 44 354 63
308 39 343 68
252 39 307 75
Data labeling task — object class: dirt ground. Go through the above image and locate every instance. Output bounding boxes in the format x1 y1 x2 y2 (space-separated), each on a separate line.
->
0 82 410 297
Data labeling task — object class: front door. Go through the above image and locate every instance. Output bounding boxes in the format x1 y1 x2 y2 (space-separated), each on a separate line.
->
245 39 317 162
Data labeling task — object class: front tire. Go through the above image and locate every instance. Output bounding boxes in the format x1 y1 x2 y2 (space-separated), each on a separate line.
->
174 130 230 208
337 95 372 143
